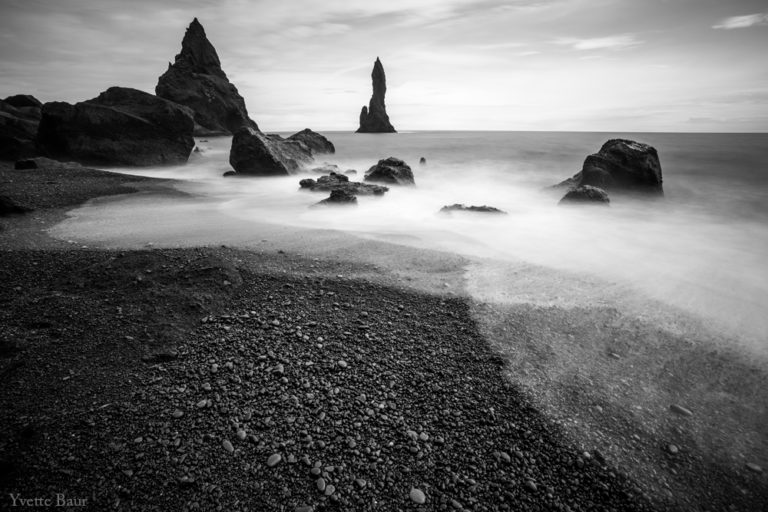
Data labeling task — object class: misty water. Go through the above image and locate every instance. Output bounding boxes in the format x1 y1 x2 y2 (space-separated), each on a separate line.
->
55 131 768 351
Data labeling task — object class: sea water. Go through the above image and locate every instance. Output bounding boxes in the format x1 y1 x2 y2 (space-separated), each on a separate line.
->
63 131 768 349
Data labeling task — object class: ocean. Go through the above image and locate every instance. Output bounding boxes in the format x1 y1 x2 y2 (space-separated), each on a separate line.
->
56 131 768 351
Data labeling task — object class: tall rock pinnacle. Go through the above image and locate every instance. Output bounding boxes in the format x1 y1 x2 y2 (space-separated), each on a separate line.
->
156 18 258 135
356 57 396 133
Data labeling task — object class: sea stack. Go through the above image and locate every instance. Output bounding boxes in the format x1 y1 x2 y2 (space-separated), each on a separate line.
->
356 58 396 133
156 18 258 135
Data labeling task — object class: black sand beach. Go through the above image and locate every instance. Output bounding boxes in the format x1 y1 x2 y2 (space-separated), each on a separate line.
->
1 165 767 511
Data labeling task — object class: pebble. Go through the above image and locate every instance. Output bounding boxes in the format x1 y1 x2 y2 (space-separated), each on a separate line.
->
525 480 538 492
222 440 234 453
324 484 335 496
746 462 763 473
295 507 313 512
338 360 348 369
237 429 247 441
196 399 208 409
310 467 322 477
451 498 463 509
267 453 282 467
669 404 693 417
316 477 326 491
201 382 211 391
172 409 184 418
667 444 679 455
409 488 426 504
355 478 366 488
211 364 218 373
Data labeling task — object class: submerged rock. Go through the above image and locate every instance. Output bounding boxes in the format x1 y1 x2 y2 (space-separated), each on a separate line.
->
356 58 396 133
364 157 414 185
419 157 427 165
37 87 195 166
440 204 507 214
287 128 335 155
555 139 663 195
229 127 312 176
156 18 258 135
558 185 610 205
300 172 388 196
312 189 358 207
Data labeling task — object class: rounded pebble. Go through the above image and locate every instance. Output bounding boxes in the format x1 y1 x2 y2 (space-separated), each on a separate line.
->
338 360 348 369
222 440 234 453
746 462 763 473
316 477 326 491
267 453 282 467
410 488 426 504
669 404 693 417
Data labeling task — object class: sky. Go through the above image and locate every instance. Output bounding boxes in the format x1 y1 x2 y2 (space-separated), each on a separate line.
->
0 0 766 132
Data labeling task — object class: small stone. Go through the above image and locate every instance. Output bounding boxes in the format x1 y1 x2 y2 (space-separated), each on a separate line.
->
222 440 234 453
499 451 511 463
196 399 208 409
201 382 211 391
267 453 282 467
746 462 763 473
669 404 693 417
419 432 429 441
525 480 537 492
237 429 247 441
667 444 679 455
172 409 184 419
275 363 285 374
316 477 326 492
295 506 313 512
338 360 348 369
409 488 426 504
355 478 366 488
310 467 321 477
324 484 336 496
451 499 463 509
211 364 218 373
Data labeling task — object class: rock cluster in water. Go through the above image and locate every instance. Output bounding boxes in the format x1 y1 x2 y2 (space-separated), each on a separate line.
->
299 172 388 196
439 204 507 214
156 18 257 135
356 58 396 133
37 87 195 166
364 157 414 185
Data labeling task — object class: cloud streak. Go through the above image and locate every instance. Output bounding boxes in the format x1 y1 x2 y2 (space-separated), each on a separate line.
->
554 34 643 51
713 13 768 30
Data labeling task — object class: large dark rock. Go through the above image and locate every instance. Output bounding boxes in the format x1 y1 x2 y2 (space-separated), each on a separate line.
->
364 157 414 185
156 18 258 135
312 189 358 207
556 139 663 195
229 127 312 176
559 185 610 205
440 204 507 214
288 129 335 155
36 87 195 166
15 157 81 170
300 172 388 196
0 195 31 216
0 95 42 160
356 58 396 133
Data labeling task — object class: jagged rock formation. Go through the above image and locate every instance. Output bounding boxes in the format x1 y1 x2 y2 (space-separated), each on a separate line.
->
555 139 663 195
559 185 610 205
312 189 358 207
299 172 388 196
0 95 42 160
156 18 257 135
439 204 507 214
364 157 414 185
356 58 396 133
37 87 195 166
288 129 335 154
229 127 313 176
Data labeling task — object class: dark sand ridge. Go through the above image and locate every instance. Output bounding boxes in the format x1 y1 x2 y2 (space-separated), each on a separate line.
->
1 164 766 511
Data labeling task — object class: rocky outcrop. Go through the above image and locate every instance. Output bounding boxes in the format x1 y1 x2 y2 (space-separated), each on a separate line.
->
37 87 195 166
356 58 396 133
0 95 42 160
229 127 312 176
364 157 414 185
0 195 31 216
288 129 335 154
312 189 357 207
156 18 257 135
556 139 663 194
299 172 388 196
559 185 610 205
15 157 81 170
439 204 507 214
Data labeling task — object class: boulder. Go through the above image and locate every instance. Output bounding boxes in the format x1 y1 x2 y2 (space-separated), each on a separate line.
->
356 58 396 133
0 96 42 160
559 185 610 205
37 87 195 166
439 204 507 214
0 195 31 216
364 157 414 185
300 172 388 196
288 128 335 154
555 139 663 194
156 18 258 135
229 127 312 176
419 157 427 165
312 189 357 207
15 157 81 170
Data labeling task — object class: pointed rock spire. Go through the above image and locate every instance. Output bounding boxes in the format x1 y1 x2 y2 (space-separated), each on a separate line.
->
356 57 396 133
156 18 257 135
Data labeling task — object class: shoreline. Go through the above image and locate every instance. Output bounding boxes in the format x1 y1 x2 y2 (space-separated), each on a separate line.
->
1 164 766 510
